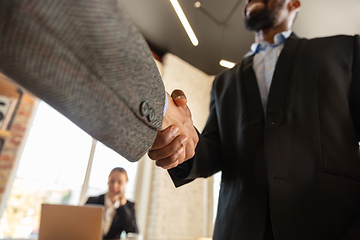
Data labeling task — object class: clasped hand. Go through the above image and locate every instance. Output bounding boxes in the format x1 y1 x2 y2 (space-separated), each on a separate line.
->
148 90 198 169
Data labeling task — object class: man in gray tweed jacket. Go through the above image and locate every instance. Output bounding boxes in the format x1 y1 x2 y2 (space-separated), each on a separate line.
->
0 0 197 165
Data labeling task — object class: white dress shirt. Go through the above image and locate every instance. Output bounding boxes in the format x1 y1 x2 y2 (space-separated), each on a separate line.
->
245 30 292 112
103 193 120 235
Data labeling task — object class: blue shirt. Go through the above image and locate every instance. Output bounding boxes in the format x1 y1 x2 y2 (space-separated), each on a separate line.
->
245 30 292 112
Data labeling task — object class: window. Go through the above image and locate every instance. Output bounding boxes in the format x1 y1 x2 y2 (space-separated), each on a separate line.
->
0 101 138 239
85 141 139 202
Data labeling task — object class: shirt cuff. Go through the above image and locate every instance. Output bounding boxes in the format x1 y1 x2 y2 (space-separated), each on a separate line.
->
163 91 169 116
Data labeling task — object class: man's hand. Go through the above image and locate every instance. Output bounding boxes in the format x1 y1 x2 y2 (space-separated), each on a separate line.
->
148 90 198 169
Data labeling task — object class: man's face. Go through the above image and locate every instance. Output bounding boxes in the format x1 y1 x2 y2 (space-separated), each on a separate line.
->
243 0 287 31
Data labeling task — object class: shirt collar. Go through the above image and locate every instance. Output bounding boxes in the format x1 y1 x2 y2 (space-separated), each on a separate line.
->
246 30 292 56
105 193 120 209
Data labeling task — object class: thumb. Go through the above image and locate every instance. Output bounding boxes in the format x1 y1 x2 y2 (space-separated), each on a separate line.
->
171 89 187 107
171 89 192 119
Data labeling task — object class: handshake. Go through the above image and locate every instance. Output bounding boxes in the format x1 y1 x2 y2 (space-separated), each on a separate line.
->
148 90 198 169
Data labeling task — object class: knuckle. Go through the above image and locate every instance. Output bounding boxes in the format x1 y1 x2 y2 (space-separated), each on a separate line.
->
168 153 180 163
171 136 182 150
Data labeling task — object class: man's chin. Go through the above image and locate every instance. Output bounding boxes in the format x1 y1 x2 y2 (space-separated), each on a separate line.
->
244 13 274 32
245 20 263 31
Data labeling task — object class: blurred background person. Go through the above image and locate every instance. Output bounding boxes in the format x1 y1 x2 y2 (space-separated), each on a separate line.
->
85 167 138 239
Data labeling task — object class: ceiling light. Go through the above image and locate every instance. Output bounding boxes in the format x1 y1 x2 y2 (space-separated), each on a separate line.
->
219 60 236 69
170 0 199 46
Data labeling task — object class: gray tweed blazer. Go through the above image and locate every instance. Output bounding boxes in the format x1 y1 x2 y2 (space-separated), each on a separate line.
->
0 0 165 162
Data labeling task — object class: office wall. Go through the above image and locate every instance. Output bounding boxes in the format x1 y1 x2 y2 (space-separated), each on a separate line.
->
293 0 360 38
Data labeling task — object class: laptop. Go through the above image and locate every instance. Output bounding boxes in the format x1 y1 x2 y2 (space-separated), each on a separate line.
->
38 203 103 240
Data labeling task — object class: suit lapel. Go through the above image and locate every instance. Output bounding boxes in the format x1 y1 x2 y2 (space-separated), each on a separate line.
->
98 194 105 204
241 55 265 126
105 203 125 238
105 210 119 238
266 33 301 124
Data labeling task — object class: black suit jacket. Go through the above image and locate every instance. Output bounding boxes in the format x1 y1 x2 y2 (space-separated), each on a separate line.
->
169 34 360 240
86 194 138 239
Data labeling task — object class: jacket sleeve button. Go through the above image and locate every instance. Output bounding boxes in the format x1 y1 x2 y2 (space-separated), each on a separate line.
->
140 101 149 116
148 108 155 122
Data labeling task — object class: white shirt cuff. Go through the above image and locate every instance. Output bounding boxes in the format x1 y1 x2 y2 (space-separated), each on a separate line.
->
163 91 169 116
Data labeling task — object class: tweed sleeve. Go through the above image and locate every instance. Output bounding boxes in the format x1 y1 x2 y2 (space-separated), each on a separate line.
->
0 0 165 161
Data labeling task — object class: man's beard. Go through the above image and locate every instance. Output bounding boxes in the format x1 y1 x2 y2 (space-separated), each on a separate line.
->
244 8 276 32
244 0 286 32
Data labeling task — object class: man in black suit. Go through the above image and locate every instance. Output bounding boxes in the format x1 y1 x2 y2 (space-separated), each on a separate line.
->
150 0 360 239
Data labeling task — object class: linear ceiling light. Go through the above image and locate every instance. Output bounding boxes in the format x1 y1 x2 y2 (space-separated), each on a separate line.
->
169 0 199 46
219 60 236 69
